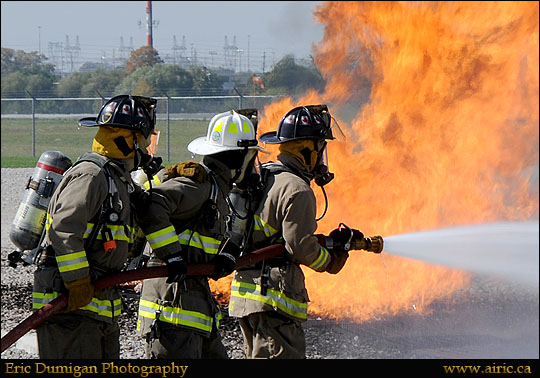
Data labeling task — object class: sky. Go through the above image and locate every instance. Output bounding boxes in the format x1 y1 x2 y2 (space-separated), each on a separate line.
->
1 1 325 72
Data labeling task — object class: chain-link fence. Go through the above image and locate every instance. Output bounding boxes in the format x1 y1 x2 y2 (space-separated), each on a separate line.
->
1 95 280 163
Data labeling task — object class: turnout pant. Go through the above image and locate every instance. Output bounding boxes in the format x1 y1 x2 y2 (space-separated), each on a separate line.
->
238 311 306 359
36 313 120 359
145 321 229 359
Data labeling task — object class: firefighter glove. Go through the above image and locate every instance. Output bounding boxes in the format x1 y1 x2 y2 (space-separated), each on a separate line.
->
325 250 349 274
164 253 188 284
210 253 236 280
328 227 364 251
210 240 241 280
166 161 207 183
64 275 95 312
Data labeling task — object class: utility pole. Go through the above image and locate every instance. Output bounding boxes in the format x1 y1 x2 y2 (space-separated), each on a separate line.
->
146 1 153 47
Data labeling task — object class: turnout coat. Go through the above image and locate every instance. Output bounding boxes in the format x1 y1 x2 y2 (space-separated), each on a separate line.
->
136 160 231 337
33 152 137 323
229 153 332 322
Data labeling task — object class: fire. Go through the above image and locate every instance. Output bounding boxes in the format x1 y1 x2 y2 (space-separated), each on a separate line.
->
212 2 539 320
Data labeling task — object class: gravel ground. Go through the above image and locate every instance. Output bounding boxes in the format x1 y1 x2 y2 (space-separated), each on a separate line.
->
2 167 539 360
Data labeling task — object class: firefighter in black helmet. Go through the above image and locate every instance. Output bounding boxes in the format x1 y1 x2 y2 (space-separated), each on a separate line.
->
32 95 162 359
229 105 351 359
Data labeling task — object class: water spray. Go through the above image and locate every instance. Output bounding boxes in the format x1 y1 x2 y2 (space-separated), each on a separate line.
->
382 221 539 287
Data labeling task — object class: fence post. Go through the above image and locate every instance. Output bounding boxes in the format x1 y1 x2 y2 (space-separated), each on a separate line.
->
166 95 171 162
234 87 243 109
26 91 36 158
95 90 105 107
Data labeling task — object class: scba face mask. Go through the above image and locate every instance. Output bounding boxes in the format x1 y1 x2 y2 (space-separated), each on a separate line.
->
313 141 334 187
134 133 162 176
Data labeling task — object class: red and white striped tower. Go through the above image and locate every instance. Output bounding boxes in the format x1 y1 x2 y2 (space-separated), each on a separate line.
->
146 1 153 47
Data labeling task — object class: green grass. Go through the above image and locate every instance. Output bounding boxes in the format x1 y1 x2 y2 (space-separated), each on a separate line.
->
1 118 209 168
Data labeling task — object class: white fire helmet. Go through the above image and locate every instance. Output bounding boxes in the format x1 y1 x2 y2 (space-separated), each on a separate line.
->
188 110 263 156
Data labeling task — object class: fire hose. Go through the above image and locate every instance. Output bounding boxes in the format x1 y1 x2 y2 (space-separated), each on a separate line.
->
1 230 383 353
1 244 285 353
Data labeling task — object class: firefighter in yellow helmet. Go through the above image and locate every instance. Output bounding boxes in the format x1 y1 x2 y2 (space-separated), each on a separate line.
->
32 95 161 358
135 110 263 359
229 105 351 359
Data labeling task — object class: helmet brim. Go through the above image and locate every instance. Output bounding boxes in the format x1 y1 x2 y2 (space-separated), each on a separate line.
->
78 117 99 127
259 131 333 144
187 136 264 156
258 131 282 144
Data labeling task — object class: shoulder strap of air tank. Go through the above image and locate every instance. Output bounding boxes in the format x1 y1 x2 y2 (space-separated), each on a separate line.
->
261 161 310 185
74 152 118 248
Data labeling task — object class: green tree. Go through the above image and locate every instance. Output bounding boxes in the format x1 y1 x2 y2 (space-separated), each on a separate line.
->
189 66 224 96
125 46 163 74
261 54 325 95
115 65 193 97
1 48 57 98
56 71 91 97
1 47 55 77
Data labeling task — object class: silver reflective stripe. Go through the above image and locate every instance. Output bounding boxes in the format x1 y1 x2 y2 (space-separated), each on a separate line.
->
252 215 279 238
145 226 178 250
138 299 213 333
32 291 61 309
84 223 136 242
230 280 308 320
56 251 89 273
177 230 221 255
32 291 121 319
308 247 330 271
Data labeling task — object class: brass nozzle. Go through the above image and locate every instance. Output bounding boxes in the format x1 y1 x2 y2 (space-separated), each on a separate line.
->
368 235 383 254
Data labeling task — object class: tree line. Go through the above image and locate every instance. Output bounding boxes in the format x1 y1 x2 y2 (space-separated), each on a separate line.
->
1 46 325 114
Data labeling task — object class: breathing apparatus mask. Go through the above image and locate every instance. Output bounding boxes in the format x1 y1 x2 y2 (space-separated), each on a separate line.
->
313 140 334 187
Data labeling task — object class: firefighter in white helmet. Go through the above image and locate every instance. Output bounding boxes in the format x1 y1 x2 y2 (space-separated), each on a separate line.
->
33 95 161 358
135 110 263 359
229 105 351 359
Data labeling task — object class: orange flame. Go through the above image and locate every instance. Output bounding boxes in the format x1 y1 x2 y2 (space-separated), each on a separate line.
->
212 1 539 321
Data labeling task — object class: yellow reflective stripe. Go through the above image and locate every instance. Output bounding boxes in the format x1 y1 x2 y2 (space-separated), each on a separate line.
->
214 121 223 132
242 121 251 133
45 213 53 231
138 299 214 333
253 215 279 238
230 280 308 320
32 291 61 309
95 224 135 243
143 175 162 190
83 222 94 239
56 251 89 273
177 230 221 255
228 122 238 133
146 226 179 249
309 247 330 271
33 292 121 318
81 297 122 318
83 223 136 242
